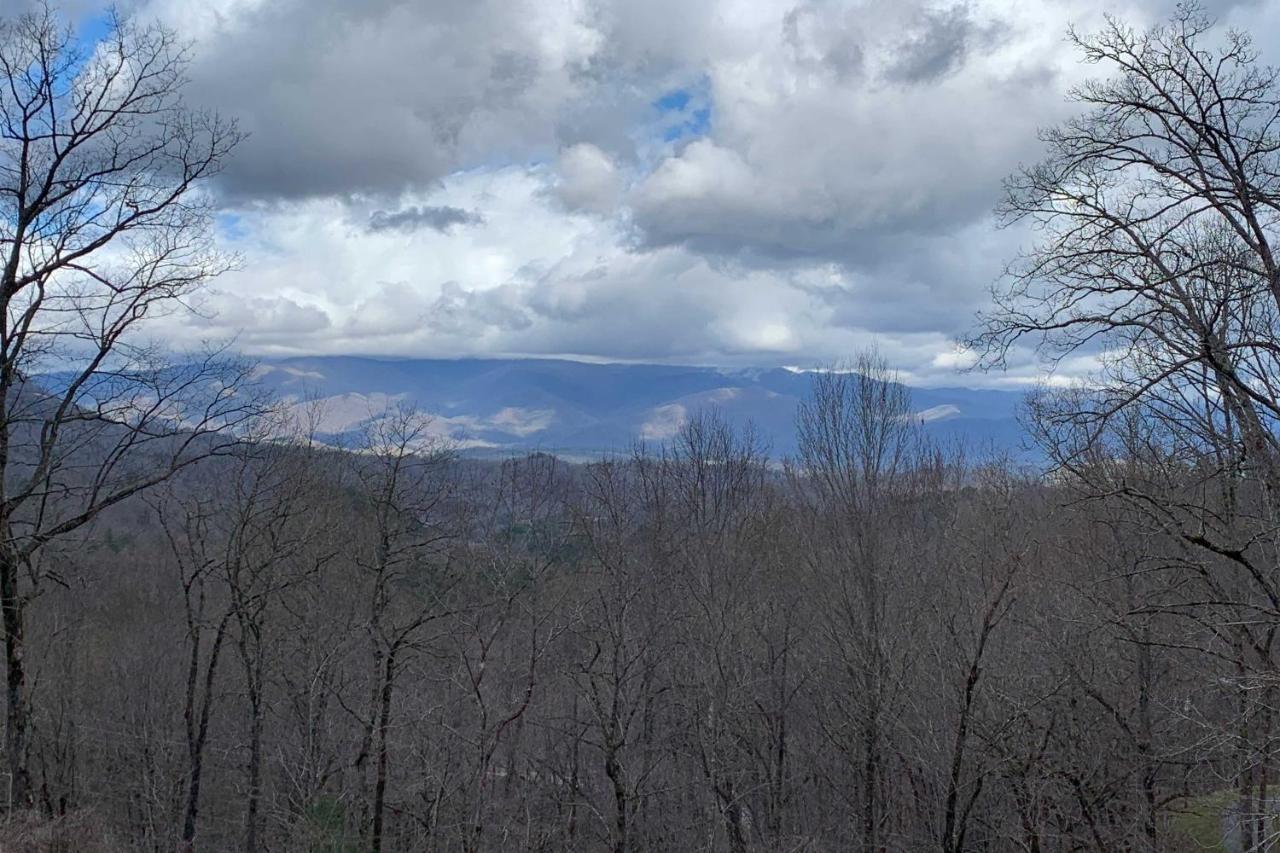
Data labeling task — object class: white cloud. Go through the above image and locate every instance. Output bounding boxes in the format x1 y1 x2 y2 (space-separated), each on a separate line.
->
489 407 556 436
916 404 960 423
554 143 623 213
640 403 688 440
88 0 1280 385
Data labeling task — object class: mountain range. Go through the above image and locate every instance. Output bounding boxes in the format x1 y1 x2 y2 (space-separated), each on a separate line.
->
250 356 1032 461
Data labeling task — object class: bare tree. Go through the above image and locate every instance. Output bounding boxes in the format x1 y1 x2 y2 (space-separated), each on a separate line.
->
661 412 776 853
152 412 334 852
568 452 680 853
347 406 459 853
930 465 1032 853
439 453 573 852
970 6 1280 843
972 3 1280 495
793 351 923 851
0 5 246 809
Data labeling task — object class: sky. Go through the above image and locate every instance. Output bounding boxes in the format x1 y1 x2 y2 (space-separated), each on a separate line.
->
31 0 1280 386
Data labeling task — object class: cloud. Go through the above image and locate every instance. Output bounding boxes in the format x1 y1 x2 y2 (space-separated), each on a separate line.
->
162 164 1013 383
628 0 1069 263
71 0 1280 386
287 394 554 448
916 404 961 422
424 281 534 337
554 143 622 213
488 407 555 437
368 205 483 234
640 403 688 440
192 294 332 339
130 0 606 202
884 3 1006 84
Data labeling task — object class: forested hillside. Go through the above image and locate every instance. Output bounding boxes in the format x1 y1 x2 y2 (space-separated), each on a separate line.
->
9 378 1240 852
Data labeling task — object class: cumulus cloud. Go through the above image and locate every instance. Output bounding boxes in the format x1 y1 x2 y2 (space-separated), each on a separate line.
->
127 0 605 201
80 0 1280 385
159 164 1002 382
192 294 332 340
628 1 1068 263
554 143 623 213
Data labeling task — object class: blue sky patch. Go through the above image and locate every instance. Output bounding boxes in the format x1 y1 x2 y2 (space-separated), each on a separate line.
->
56 9 116 84
655 90 692 112
653 84 712 143
217 213 251 242
77 11 115 49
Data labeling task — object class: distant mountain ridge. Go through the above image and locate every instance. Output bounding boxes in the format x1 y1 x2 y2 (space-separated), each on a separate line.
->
253 356 1031 460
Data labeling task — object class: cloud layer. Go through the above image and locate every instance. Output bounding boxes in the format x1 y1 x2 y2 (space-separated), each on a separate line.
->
62 0 1280 384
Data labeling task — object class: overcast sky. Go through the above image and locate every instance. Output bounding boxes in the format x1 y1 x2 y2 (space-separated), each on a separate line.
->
45 0 1280 385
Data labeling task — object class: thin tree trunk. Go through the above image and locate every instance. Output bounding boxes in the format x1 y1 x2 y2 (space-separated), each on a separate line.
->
862 559 881 853
567 696 581 848
371 646 397 853
942 654 980 853
605 742 627 853
233 599 268 853
721 781 750 853
1238 631 1256 853
245 676 264 853
862 710 879 853
180 611 231 849
769 630 790 848
1256 678 1274 853
1 550 30 811
1136 629 1158 851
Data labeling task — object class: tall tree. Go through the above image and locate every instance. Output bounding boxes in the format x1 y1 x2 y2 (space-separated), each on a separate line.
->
794 351 923 851
0 5 245 808
348 406 459 853
972 3 1280 842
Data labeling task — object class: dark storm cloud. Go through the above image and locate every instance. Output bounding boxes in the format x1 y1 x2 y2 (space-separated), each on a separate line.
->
884 4 1004 84
367 206 483 234
149 0 598 203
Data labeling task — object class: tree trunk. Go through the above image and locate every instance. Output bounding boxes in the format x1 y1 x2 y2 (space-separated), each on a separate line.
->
605 741 628 853
180 611 231 849
1 550 30 811
1256 677 1274 853
861 562 881 853
942 657 979 853
720 783 750 853
371 647 397 853
245 680 263 853
1237 632 1255 853
233 605 267 853
862 711 879 853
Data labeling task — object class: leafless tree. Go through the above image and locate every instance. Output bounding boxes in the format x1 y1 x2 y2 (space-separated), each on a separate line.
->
567 452 682 853
793 352 924 851
151 412 334 852
0 5 247 810
434 453 573 852
346 406 459 853
969 5 1280 845
660 412 776 852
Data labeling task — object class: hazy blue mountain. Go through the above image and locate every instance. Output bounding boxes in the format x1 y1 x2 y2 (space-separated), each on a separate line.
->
253 356 1032 460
